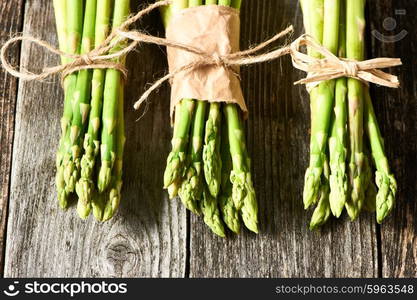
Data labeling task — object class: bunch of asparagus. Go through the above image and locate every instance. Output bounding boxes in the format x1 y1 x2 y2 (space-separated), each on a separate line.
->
301 0 396 229
53 0 129 221
162 0 258 237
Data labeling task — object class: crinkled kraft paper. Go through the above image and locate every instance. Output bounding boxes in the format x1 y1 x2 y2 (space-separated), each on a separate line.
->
166 5 247 120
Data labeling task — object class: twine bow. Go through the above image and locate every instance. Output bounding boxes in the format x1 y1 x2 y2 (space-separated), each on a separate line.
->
0 0 402 112
289 34 402 90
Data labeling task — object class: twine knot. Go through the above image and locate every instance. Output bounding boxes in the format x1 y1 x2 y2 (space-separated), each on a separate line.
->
212 53 224 67
81 54 94 66
342 60 359 77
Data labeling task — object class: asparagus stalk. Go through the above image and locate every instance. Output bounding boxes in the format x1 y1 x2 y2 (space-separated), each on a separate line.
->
345 0 366 220
67 0 97 218
103 80 126 221
180 0 225 237
65 0 97 196
53 0 67 65
97 0 130 193
173 0 188 10
239 152 258 233
164 98 195 194
178 100 206 214
163 0 195 194
364 89 396 223
96 0 130 220
76 0 112 218
92 191 106 221
308 1 339 226
62 0 85 194
224 104 258 233
302 0 329 209
56 0 84 208
219 115 240 234
328 0 348 218
310 159 331 230
201 187 226 238
189 0 202 6
203 103 222 197
222 0 258 233
218 0 231 6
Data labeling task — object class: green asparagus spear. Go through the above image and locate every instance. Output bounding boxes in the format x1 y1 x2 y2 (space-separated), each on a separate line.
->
163 0 194 192
163 98 195 192
67 0 97 218
328 0 348 218
65 0 97 197
218 0 231 6
76 0 112 218
178 100 206 214
97 0 130 193
102 81 126 221
189 0 202 7
173 0 188 10
239 117 258 233
186 0 227 236
96 0 130 221
92 191 106 221
61 0 87 194
219 116 240 234
345 0 366 220
53 0 67 64
55 0 84 208
224 104 258 233
310 159 331 230
364 89 396 223
302 0 329 209
203 103 222 197
174 0 204 213
201 187 226 238
223 0 258 233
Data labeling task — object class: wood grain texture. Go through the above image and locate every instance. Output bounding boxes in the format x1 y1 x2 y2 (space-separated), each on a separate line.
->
368 0 417 278
0 0 25 276
2 0 416 278
189 0 378 278
4 0 186 277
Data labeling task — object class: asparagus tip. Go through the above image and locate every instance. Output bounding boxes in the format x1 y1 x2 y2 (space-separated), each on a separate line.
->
375 172 396 224
303 168 321 209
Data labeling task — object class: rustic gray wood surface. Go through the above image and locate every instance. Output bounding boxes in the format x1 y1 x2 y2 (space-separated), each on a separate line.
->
368 0 417 278
0 0 25 275
0 0 416 278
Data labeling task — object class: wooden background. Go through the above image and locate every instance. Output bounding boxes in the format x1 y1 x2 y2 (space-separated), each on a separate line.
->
0 0 416 278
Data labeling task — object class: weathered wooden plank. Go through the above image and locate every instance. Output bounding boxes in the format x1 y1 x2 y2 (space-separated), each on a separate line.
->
368 0 417 277
0 0 25 276
189 0 378 278
4 0 186 277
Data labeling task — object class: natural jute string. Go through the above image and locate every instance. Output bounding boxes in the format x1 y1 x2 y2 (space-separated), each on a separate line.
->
0 0 402 111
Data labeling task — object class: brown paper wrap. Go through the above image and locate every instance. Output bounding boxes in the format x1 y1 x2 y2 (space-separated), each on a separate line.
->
166 5 247 120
